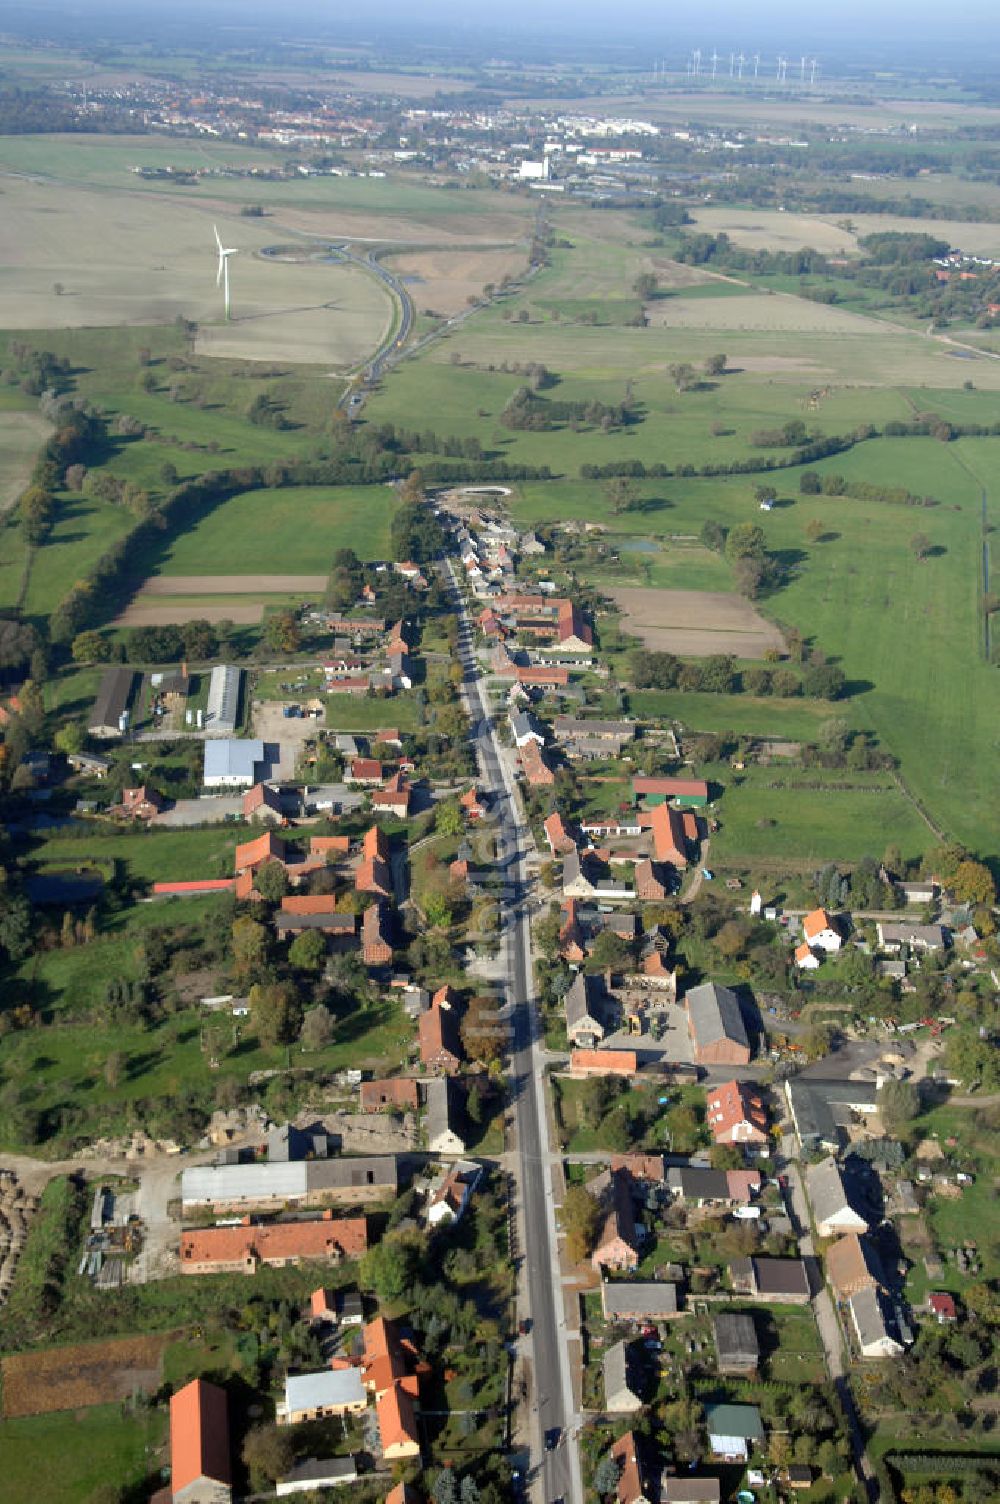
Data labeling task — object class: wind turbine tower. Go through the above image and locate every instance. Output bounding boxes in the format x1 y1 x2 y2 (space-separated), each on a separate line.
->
710 48 719 79
810 58 820 85
777 55 788 82
800 55 807 82
692 47 702 77
737 52 746 80
753 53 760 80
214 225 238 322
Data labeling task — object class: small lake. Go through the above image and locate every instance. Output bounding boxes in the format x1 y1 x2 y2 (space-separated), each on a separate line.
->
615 537 660 554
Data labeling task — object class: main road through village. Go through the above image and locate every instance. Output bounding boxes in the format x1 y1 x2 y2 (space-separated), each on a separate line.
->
445 560 583 1504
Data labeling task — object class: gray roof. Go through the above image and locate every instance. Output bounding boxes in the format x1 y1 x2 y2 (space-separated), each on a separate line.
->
278 1456 358 1487
732 1256 810 1299
206 664 242 735
275 912 358 933
89 667 137 733
878 921 946 950
510 710 543 743
705 1402 764 1440
661 1481 721 1504
203 738 264 782
685 982 748 1052
181 1155 398 1206
421 1075 465 1152
668 1167 731 1202
806 1156 869 1231
848 1286 903 1353
603 1339 642 1411
784 1077 880 1152
284 1367 365 1413
565 972 607 1039
553 716 635 740
602 1280 678 1319
713 1312 759 1365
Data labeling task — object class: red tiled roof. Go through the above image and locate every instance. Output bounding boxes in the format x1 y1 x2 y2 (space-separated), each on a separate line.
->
180 1216 368 1267
170 1379 231 1495
234 830 286 873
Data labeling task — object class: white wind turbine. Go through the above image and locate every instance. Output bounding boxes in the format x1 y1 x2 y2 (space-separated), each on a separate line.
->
214 224 238 321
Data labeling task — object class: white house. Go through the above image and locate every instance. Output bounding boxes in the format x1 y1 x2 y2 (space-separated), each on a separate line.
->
794 942 821 971
802 908 842 952
427 1160 482 1226
509 711 544 748
848 1287 906 1359
805 1157 870 1239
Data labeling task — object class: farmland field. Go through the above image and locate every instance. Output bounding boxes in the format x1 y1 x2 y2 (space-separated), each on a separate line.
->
145 485 397 575
607 585 786 656
388 244 528 317
0 409 49 515
1 1334 170 1418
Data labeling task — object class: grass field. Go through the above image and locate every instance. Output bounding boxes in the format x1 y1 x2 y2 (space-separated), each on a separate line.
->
709 767 932 864
147 485 397 575
0 409 49 514
0 1404 165 1504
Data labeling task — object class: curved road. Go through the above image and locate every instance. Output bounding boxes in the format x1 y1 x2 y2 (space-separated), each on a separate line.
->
445 559 582 1504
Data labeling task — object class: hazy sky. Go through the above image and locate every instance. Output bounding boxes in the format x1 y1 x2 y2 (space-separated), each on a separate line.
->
10 0 1000 69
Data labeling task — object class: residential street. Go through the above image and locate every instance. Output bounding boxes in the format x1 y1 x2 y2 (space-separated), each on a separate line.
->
446 560 582 1504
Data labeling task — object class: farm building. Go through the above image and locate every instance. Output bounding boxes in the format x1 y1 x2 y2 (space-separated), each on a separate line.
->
784 1077 880 1154
179 1216 368 1276
825 1233 886 1300
705 1402 764 1461
713 1312 759 1375
877 921 947 953
180 1156 397 1212
422 1075 465 1155
589 1167 641 1273
660 1482 721 1504
168 1378 232 1504
805 1156 871 1238
601 1280 679 1321
685 981 751 1066
632 776 708 807
276 1457 359 1496
205 665 242 736
730 1256 810 1304
88 667 137 738
278 1367 367 1424
203 739 265 789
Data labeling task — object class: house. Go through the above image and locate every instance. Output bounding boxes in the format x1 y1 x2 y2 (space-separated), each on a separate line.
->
204 739 265 789
565 971 611 1049
169 1378 232 1504
571 1049 638 1078
900 880 937 906
377 1380 421 1459
205 665 242 736
784 1077 880 1154
825 1233 885 1300
553 717 636 758
635 859 668 902
644 803 689 868
877 921 946 953
928 1292 958 1323
685 982 750 1067
372 771 411 816
180 1216 368 1276
801 908 842 952
520 739 556 786
705 1402 764 1461
562 848 633 904
632 776 708 808
668 1167 761 1207
848 1286 906 1358
544 811 578 856
275 905 357 941
713 1312 759 1375
601 1280 679 1321
276 1456 358 1496
660 1481 721 1504
794 942 821 970
610 1431 653 1504
460 786 486 821
428 1159 482 1226
730 1256 810 1304
603 1338 643 1413
421 1075 465 1154
784 1467 813 1491
67 750 112 778
355 854 393 900
119 784 164 820
277 1367 367 1424
418 996 463 1074
385 1486 419 1504
347 757 383 786
516 664 569 688
509 710 545 748
309 1286 362 1326
311 834 351 859
362 903 393 966
88 667 137 738
806 1156 871 1238
181 1157 397 1212
705 1080 768 1146
360 1078 420 1113
590 1167 640 1272
376 727 404 750
243 783 284 824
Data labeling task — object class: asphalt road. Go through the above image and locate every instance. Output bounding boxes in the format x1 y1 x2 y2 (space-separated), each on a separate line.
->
445 561 581 1504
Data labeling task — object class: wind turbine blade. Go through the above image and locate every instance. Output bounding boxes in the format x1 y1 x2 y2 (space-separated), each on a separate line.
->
214 224 223 252
216 255 223 287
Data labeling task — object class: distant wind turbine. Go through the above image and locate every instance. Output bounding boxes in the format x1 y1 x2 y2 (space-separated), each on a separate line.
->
214 224 239 321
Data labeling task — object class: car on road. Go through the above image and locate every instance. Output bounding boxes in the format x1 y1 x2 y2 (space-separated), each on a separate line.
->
545 1427 560 1451
519 1317 532 1335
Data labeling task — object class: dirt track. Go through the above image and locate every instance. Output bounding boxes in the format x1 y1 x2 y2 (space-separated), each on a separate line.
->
608 585 785 657
144 574 328 594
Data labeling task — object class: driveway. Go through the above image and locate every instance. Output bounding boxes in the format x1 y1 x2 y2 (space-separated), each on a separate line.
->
152 797 243 827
